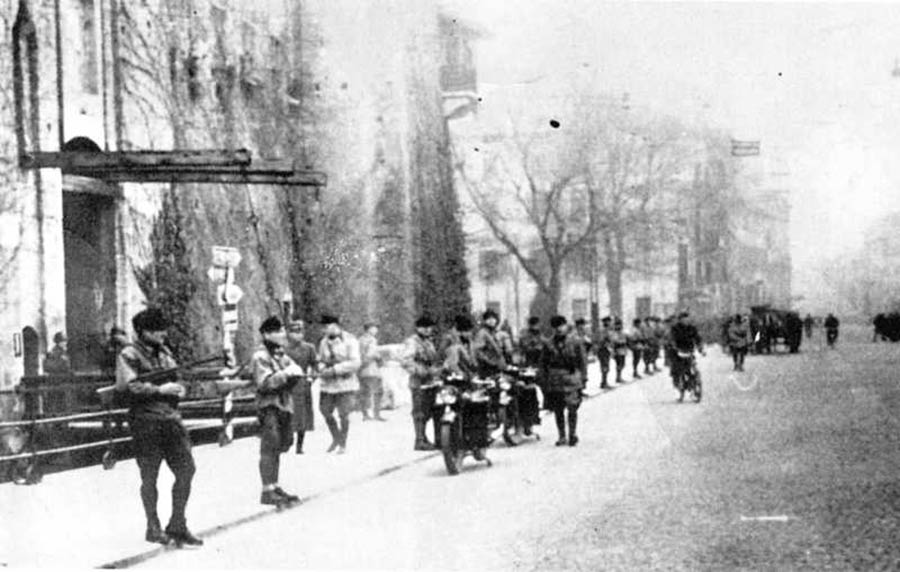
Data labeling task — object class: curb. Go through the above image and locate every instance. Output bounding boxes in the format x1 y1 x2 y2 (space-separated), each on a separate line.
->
97 373 654 568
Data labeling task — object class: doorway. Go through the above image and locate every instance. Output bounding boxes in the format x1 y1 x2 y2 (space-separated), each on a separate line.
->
62 189 117 372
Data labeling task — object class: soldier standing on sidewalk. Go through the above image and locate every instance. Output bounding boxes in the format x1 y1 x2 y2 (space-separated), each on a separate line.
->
610 318 629 383
317 315 361 454
285 319 317 454
116 308 202 547
595 316 613 389
358 323 386 422
541 316 587 447
402 316 443 450
251 316 303 505
628 318 646 380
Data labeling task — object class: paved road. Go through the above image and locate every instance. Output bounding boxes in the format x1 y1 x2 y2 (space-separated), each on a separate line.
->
140 327 900 570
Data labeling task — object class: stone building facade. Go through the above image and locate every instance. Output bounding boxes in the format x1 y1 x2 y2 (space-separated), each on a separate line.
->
0 0 470 397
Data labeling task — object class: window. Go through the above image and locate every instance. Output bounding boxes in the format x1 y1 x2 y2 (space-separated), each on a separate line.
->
479 249 507 283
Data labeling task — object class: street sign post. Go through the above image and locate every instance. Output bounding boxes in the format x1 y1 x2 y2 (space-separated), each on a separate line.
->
211 246 242 268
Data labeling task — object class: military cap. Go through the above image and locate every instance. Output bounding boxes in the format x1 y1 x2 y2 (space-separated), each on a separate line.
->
132 308 170 333
550 315 567 328
259 315 283 334
415 315 436 328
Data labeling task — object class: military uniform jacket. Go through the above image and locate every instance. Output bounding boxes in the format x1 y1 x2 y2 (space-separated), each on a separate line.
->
517 329 546 367
627 327 647 351
251 345 299 414
116 340 180 420
594 328 612 357
401 333 441 389
727 322 751 348
541 333 587 392
358 333 382 379
609 330 629 357
472 327 508 377
317 333 362 394
442 331 476 377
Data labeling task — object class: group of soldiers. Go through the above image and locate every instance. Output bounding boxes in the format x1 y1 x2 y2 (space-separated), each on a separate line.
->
113 306 707 548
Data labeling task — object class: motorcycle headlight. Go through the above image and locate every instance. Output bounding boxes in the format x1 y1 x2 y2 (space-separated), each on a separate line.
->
437 387 457 405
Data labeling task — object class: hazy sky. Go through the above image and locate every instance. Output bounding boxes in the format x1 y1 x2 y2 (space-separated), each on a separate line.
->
442 1 900 299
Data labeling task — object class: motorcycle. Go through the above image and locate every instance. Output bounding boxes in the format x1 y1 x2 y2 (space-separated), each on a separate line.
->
674 350 702 403
434 372 494 475
505 365 541 442
488 370 518 447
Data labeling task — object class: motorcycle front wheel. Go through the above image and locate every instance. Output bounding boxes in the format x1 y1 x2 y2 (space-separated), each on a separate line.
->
441 423 464 476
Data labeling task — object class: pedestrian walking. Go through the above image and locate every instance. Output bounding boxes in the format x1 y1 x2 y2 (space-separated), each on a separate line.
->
401 315 443 451
824 313 840 347
358 323 386 422
251 316 303 506
803 313 814 339
541 316 587 446
317 315 361 454
116 308 201 547
627 318 646 380
727 314 751 371
284 319 317 454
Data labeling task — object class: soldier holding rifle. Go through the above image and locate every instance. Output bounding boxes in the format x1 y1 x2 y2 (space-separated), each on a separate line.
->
116 308 202 547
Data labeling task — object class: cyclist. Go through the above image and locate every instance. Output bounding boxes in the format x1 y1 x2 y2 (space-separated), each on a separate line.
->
669 311 705 391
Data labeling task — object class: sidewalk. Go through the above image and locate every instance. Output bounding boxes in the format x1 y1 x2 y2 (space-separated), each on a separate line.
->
0 361 635 568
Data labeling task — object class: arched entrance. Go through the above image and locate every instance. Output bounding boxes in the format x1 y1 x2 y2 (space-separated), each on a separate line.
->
62 137 118 372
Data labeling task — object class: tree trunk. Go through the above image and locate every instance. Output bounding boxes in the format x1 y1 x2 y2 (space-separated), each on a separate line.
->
603 230 624 319
528 266 562 327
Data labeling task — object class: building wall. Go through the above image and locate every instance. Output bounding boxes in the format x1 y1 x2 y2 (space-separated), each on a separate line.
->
0 0 464 399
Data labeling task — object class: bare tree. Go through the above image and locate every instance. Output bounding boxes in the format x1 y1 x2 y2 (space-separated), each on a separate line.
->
578 101 696 317
456 123 600 322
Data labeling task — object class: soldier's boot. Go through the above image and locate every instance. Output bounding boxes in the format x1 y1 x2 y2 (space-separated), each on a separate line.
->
554 410 567 446
145 516 170 545
567 408 579 447
414 420 435 451
373 396 387 421
295 431 305 455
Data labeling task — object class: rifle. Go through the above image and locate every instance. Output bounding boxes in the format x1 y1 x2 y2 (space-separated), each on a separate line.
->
96 353 228 396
